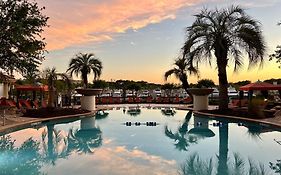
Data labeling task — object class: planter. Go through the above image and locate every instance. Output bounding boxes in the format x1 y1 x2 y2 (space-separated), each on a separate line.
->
76 88 102 111
188 88 214 111
75 88 102 96
187 88 214 96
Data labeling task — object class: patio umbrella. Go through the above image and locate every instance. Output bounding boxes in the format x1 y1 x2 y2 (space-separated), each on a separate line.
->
239 81 281 91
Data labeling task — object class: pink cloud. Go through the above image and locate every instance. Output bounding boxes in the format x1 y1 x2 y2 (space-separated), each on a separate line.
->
38 0 202 50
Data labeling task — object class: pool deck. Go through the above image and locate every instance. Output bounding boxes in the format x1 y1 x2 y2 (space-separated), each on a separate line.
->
0 104 281 133
0 110 96 134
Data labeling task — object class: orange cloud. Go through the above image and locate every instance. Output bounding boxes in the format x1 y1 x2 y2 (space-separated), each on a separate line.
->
38 0 202 50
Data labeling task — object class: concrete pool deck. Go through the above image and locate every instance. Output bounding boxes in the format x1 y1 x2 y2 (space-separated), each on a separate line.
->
0 104 281 133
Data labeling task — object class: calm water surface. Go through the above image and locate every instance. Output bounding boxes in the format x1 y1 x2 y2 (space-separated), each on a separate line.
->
0 108 281 175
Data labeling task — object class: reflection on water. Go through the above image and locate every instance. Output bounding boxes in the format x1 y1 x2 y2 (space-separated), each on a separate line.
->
164 111 198 151
179 152 268 175
67 127 102 154
42 124 69 165
270 160 281 174
0 109 280 175
126 107 141 116
0 117 102 175
0 136 43 175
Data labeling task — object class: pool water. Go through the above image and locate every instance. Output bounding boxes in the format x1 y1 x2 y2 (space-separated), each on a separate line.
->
0 108 281 175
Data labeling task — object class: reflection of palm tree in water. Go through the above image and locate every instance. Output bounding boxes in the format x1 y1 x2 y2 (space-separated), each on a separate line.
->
0 135 44 175
66 127 102 154
63 117 103 154
179 152 269 175
164 111 198 151
217 122 229 175
42 118 103 157
41 124 69 165
217 122 270 175
270 159 281 174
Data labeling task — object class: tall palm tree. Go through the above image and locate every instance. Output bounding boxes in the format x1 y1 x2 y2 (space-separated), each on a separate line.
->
44 68 72 108
164 58 197 101
67 53 102 88
45 67 57 108
182 6 265 110
57 73 72 107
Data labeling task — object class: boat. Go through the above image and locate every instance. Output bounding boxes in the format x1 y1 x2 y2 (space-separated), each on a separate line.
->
161 107 176 116
228 86 238 97
210 86 238 98
127 107 141 116
95 110 109 119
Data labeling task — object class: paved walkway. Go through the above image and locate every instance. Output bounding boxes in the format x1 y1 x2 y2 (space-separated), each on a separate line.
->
263 114 281 127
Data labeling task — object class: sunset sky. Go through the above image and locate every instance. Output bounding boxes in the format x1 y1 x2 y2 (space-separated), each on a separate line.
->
38 0 281 84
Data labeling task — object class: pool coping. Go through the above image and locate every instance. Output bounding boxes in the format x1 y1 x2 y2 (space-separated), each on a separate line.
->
193 110 281 129
1 105 281 134
0 111 96 134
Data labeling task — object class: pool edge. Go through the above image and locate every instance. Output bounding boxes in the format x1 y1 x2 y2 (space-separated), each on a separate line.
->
194 110 281 128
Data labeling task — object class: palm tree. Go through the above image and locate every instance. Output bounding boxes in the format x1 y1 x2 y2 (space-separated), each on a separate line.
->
45 67 57 108
182 6 265 110
67 53 102 88
43 68 72 108
57 73 72 107
164 58 197 101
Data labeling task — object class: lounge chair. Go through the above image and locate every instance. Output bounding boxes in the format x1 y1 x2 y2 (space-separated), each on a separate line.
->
41 100 47 108
146 96 153 103
174 96 180 104
156 97 162 103
33 100 39 108
183 97 192 104
19 99 32 109
115 97 121 104
135 97 141 103
6 100 16 107
128 97 134 103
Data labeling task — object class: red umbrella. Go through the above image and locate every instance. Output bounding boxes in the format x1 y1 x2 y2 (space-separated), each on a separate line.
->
239 81 281 91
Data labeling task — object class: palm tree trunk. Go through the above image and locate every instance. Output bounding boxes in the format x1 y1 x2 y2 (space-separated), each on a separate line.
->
48 88 55 108
217 64 229 110
181 78 194 102
82 73 88 88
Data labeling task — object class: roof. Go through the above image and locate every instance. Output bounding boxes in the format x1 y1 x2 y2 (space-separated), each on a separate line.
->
239 81 281 91
15 85 49 91
0 72 16 83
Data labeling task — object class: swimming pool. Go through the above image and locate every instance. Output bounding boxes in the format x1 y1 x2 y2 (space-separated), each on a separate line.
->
0 108 280 175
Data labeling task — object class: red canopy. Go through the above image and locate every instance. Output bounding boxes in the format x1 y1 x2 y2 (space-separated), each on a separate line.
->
239 81 281 91
16 85 49 92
